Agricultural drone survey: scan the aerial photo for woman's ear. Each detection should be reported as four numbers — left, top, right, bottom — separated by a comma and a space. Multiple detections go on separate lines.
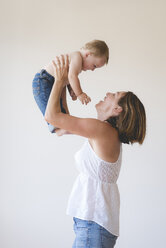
113, 106, 123, 116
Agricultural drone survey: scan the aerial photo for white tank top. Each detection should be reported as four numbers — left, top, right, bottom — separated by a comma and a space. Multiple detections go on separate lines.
66, 139, 122, 236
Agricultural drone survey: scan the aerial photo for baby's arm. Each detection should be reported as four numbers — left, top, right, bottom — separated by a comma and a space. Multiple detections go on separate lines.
68, 52, 91, 105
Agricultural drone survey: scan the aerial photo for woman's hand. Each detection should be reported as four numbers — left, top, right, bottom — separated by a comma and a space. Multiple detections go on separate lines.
52, 54, 69, 87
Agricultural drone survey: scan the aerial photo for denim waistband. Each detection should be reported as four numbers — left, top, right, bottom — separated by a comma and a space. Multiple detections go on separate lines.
39, 69, 55, 82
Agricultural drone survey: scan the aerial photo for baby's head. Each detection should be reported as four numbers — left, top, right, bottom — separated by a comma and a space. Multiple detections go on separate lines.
81, 40, 109, 71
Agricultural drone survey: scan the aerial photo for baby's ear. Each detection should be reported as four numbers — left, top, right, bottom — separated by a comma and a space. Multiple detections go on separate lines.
85, 51, 91, 57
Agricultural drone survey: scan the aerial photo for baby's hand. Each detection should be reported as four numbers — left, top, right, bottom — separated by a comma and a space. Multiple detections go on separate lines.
78, 92, 91, 105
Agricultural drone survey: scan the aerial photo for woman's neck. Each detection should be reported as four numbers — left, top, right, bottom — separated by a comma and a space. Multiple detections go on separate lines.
97, 113, 107, 121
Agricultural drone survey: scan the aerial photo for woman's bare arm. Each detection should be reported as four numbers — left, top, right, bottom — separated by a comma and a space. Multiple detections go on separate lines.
55, 86, 71, 136
61, 86, 69, 114
44, 56, 111, 139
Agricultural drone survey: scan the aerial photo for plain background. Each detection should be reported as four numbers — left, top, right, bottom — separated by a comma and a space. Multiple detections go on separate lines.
0, 0, 166, 247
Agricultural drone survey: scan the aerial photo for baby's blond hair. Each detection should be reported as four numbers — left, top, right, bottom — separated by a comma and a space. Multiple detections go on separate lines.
82, 40, 109, 64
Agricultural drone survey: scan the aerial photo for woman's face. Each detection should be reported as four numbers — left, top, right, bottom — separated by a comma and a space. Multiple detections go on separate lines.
95, 91, 126, 117
98, 92, 125, 106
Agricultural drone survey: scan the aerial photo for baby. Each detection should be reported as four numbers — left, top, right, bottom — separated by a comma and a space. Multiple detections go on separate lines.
32, 40, 109, 133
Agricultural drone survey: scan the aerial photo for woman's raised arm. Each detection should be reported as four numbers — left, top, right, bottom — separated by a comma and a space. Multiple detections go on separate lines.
44, 55, 110, 139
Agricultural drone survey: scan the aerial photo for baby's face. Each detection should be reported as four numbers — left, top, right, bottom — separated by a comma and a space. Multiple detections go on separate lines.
82, 54, 106, 71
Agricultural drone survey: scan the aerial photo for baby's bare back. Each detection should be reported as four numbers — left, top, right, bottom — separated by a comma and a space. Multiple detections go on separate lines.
44, 51, 82, 78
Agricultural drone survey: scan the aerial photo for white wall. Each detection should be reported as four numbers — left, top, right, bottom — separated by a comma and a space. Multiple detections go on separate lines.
0, 0, 166, 247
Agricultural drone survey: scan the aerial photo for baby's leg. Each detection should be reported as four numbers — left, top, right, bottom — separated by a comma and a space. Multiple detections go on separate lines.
32, 69, 65, 133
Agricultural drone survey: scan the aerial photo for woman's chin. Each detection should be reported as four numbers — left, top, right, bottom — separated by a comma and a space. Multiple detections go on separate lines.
95, 100, 102, 108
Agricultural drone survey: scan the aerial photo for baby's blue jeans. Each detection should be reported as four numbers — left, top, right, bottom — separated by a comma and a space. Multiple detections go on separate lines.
72, 217, 118, 248
32, 70, 66, 133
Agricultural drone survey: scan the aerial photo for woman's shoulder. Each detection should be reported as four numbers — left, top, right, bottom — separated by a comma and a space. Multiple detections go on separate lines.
89, 124, 121, 163
95, 121, 119, 140
90, 122, 120, 146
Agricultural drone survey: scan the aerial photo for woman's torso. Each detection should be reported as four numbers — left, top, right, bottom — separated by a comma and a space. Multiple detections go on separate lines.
66, 129, 122, 236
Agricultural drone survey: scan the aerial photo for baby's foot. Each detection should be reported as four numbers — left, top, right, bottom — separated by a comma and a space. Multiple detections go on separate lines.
67, 84, 77, 101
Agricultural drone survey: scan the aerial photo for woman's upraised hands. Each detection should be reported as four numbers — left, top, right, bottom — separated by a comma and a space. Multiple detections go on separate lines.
52, 54, 69, 87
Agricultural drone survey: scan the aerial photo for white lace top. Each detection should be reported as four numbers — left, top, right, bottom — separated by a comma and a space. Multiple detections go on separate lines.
66, 139, 122, 236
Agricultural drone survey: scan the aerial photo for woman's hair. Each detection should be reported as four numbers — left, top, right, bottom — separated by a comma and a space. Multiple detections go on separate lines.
82, 40, 109, 64
106, 92, 146, 144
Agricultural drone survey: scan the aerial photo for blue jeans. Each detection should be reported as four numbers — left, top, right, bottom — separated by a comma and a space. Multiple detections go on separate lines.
72, 218, 118, 248
32, 70, 66, 133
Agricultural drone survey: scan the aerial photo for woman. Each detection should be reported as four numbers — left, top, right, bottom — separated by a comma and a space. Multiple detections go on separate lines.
45, 55, 146, 248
